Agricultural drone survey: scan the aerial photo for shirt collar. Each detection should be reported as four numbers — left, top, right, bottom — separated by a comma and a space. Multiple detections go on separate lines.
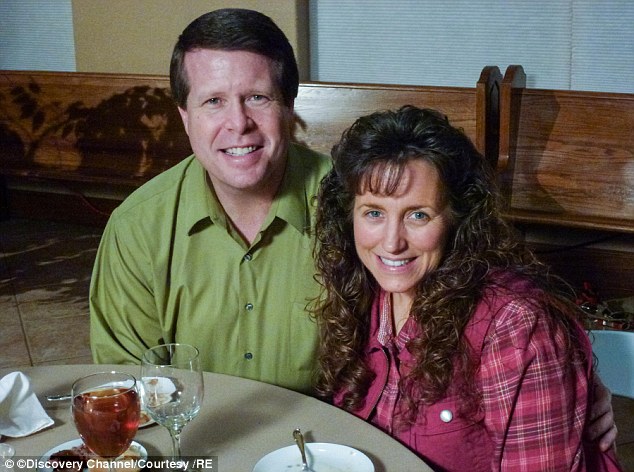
377, 290, 393, 346
184, 143, 312, 236
372, 288, 417, 351
273, 143, 313, 234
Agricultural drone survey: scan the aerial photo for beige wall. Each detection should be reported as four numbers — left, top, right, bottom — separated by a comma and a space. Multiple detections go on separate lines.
72, 0, 309, 79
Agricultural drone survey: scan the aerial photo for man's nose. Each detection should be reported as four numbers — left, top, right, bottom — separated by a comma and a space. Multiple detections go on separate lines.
224, 101, 252, 133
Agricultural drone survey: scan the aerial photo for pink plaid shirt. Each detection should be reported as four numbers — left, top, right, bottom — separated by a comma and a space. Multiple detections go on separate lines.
364, 280, 599, 471
371, 292, 416, 434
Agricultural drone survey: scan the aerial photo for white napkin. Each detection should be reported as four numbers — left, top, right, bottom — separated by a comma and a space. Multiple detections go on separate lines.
0, 372, 54, 437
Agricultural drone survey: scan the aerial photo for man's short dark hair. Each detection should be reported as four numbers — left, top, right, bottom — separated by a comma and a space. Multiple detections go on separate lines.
170, 8, 299, 109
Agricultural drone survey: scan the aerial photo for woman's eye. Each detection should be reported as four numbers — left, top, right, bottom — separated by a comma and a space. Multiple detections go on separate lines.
411, 211, 429, 221
367, 210, 382, 218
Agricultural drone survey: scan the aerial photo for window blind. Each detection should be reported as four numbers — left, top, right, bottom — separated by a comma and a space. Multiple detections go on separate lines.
0, 0, 76, 72
309, 0, 633, 93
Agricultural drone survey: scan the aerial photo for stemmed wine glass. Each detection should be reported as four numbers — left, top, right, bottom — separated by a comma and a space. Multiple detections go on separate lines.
71, 372, 141, 462
140, 343, 204, 460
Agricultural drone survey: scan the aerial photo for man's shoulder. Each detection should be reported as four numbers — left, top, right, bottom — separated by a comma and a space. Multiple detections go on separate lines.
288, 142, 331, 184
290, 141, 329, 160
112, 155, 198, 220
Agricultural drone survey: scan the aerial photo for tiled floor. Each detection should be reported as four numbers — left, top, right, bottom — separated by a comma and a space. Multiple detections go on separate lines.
0, 218, 101, 368
0, 217, 633, 469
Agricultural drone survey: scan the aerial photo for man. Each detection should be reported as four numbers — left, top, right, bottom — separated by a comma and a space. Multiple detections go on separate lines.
90, 8, 329, 393
90, 8, 617, 449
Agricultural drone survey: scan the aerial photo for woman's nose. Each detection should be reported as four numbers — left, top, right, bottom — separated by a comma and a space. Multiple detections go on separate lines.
382, 221, 407, 253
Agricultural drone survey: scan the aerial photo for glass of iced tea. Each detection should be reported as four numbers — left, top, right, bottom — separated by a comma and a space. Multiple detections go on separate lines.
71, 372, 141, 459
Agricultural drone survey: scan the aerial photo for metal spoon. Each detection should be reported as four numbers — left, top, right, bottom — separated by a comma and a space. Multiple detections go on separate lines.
45, 394, 72, 401
292, 428, 312, 471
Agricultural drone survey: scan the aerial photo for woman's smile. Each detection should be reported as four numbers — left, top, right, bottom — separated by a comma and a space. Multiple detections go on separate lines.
378, 256, 415, 268
353, 159, 451, 303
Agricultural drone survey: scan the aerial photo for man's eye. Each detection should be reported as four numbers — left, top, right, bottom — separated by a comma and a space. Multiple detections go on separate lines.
205, 97, 221, 106
248, 95, 270, 105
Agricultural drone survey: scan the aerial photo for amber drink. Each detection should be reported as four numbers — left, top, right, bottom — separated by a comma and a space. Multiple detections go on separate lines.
71, 373, 141, 458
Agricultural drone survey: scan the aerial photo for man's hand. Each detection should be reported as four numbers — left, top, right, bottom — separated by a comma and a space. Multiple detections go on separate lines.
586, 374, 618, 452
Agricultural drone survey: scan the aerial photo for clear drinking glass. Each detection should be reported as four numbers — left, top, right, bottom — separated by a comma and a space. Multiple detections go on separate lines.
71, 372, 141, 460
140, 343, 204, 460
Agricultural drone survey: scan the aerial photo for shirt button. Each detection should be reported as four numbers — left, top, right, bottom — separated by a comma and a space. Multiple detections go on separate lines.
244, 352, 253, 360
245, 303, 254, 311
440, 409, 453, 423
243, 253, 252, 262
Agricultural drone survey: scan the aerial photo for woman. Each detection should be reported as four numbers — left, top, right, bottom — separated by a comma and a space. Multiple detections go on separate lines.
312, 106, 621, 471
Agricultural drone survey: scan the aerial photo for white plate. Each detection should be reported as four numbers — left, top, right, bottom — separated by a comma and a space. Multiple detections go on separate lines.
138, 377, 176, 428
37, 439, 147, 472
253, 442, 374, 472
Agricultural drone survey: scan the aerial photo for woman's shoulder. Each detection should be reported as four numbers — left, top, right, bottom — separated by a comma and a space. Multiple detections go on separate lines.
469, 270, 552, 340
476, 269, 544, 315
475, 269, 577, 353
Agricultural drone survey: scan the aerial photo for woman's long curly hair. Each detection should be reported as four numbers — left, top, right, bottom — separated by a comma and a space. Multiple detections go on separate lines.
312, 106, 583, 420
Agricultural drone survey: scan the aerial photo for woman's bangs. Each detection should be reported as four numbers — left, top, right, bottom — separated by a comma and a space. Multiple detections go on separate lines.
355, 160, 405, 196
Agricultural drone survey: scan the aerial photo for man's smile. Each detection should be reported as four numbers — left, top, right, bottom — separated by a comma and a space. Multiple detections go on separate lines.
224, 145, 260, 156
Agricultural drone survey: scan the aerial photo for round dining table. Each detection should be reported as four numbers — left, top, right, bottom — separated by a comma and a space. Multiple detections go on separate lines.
1, 365, 433, 471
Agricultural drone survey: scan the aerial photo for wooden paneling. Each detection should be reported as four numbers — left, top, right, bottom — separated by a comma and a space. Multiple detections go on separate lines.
295, 84, 477, 155
0, 69, 499, 224
498, 65, 634, 233
295, 66, 501, 165
0, 71, 190, 186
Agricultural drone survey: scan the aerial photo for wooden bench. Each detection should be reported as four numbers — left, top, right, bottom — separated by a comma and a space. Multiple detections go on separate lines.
0, 68, 501, 226
498, 65, 634, 234
1, 67, 631, 300
0, 72, 188, 224
497, 65, 634, 298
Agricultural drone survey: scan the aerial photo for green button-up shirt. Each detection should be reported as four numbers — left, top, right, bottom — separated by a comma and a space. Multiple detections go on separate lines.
90, 143, 331, 393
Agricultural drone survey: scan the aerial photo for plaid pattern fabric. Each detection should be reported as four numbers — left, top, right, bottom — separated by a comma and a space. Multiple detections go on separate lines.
371, 293, 418, 435
367, 289, 590, 470
479, 298, 588, 470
